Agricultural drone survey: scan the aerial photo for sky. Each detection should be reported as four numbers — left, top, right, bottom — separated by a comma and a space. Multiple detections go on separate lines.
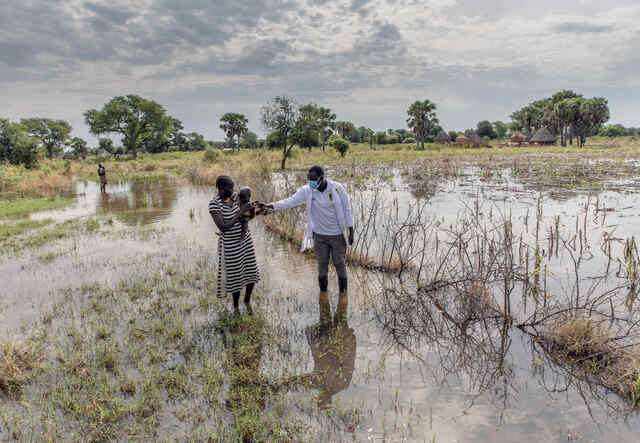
1, 0, 639, 143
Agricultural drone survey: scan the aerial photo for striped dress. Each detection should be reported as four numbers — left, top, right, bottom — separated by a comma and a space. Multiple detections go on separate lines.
209, 194, 260, 297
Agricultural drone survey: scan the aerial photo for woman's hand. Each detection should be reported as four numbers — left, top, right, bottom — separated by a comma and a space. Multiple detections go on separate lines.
239, 202, 254, 214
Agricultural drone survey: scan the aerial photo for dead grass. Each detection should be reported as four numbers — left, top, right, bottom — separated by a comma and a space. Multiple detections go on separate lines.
0, 341, 40, 397
543, 315, 640, 404
547, 316, 612, 358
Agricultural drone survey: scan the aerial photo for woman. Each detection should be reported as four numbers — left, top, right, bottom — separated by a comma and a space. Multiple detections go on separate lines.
209, 175, 260, 313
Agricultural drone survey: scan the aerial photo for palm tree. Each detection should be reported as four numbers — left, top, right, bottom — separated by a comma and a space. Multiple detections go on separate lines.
407, 100, 438, 150
220, 113, 249, 151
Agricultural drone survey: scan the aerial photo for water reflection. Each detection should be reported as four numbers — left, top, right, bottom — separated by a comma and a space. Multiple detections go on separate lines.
286, 292, 357, 409
97, 177, 178, 226
376, 280, 634, 422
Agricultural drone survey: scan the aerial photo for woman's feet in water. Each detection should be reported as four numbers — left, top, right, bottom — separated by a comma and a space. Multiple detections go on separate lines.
231, 291, 254, 315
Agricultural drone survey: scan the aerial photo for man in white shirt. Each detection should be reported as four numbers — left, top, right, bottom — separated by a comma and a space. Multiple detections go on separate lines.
263, 165, 354, 303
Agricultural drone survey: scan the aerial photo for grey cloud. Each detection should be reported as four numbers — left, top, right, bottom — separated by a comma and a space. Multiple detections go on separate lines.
551, 22, 616, 34
350, 0, 373, 17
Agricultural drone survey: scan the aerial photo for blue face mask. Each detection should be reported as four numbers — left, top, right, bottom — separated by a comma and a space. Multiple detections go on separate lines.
309, 180, 319, 190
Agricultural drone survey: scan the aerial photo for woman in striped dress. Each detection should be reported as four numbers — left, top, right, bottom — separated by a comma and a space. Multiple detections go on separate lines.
209, 175, 260, 313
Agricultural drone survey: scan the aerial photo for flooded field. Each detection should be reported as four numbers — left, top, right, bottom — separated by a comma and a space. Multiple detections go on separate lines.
3, 158, 640, 442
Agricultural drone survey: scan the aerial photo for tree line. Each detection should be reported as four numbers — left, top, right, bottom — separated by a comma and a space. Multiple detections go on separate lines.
0, 90, 628, 170
510, 90, 610, 147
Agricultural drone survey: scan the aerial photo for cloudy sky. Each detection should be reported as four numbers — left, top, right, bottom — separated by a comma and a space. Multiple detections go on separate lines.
1, 0, 639, 142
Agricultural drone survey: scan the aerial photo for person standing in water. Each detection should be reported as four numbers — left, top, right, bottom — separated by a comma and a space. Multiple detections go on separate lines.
209, 175, 260, 314
262, 165, 354, 300
98, 163, 107, 193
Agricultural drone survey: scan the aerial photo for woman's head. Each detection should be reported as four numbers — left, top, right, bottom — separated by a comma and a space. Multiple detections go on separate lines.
216, 175, 234, 199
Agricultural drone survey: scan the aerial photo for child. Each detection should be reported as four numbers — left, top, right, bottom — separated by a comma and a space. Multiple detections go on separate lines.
238, 187, 255, 239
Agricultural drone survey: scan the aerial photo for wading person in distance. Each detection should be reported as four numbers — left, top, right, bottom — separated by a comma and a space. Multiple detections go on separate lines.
261, 165, 354, 301
209, 175, 260, 314
98, 163, 107, 193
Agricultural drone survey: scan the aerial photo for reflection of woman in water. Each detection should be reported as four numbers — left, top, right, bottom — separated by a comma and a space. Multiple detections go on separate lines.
209, 175, 260, 313
288, 291, 357, 409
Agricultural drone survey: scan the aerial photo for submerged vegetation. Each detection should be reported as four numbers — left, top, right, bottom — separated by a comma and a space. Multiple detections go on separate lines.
4, 139, 640, 440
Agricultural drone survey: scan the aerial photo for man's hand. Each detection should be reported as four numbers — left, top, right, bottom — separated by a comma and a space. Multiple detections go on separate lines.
257, 202, 274, 213
348, 227, 354, 246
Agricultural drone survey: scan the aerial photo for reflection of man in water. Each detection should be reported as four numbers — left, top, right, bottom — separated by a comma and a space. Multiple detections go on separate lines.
289, 291, 357, 408
98, 163, 107, 192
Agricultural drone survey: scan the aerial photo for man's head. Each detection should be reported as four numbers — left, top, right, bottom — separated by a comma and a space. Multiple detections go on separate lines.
238, 187, 252, 204
307, 165, 325, 189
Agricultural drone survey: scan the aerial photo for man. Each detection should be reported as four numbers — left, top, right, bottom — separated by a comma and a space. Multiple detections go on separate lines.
262, 165, 354, 298
98, 163, 107, 193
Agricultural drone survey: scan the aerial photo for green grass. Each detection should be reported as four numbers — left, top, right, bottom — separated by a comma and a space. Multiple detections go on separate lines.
0, 197, 72, 217
0, 218, 53, 241
1, 217, 100, 252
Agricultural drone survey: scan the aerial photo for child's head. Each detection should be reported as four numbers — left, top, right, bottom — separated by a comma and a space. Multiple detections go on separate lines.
238, 187, 251, 204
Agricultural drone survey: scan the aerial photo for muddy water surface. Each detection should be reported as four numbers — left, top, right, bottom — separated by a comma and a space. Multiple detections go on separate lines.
3, 173, 640, 442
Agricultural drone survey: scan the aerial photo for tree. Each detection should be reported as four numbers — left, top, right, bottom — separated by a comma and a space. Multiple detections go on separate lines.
374, 131, 387, 144
266, 132, 284, 150
335, 121, 356, 139
492, 121, 508, 139
21, 118, 72, 159
315, 106, 336, 152
297, 104, 321, 152
69, 137, 88, 159
219, 113, 248, 151
329, 135, 350, 157
261, 96, 299, 170
84, 95, 171, 159
360, 127, 374, 148
0, 119, 39, 168
476, 121, 497, 139
448, 131, 459, 142
599, 124, 628, 137
98, 138, 114, 156
168, 118, 188, 151
185, 132, 208, 151
407, 100, 439, 150
240, 131, 259, 149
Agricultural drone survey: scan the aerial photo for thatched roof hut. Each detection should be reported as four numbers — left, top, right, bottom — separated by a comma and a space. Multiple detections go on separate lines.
435, 131, 451, 144
455, 134, 469, 145
510, 131, 525, 143
468, 131, 490, 148
530, 127, 556, 145
522, 129, 532, 141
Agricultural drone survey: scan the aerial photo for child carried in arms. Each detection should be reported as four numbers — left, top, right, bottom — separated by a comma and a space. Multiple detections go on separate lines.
238, 187, 264, 239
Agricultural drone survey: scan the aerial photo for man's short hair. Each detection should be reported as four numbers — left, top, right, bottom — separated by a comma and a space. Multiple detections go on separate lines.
308, 165, 324, 177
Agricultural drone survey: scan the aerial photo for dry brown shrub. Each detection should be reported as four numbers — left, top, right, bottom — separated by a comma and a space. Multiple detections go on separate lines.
0, 341, 40, 397
547, 316, 612, 358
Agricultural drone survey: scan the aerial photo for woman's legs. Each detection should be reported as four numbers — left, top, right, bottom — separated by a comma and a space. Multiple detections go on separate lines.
232, 291, 241, 311
231, 283, 255, 314
244, 283, 255, 315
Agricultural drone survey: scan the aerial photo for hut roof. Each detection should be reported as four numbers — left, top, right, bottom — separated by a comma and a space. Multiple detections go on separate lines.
455, 134, 468, 142
468, 131, 490, 147
530, 127, 556, 143
435, 131, 450, 143
510, 131, 525, 142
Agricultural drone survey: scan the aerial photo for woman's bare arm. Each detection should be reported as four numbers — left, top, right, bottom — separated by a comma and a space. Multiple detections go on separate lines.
210, 202, 251, 232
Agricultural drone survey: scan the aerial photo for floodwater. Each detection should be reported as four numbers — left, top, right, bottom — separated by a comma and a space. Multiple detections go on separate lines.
2, 171, 640, 442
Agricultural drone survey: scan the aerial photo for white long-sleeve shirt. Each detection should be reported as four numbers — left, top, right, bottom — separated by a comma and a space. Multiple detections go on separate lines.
272, 180, 354, 236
